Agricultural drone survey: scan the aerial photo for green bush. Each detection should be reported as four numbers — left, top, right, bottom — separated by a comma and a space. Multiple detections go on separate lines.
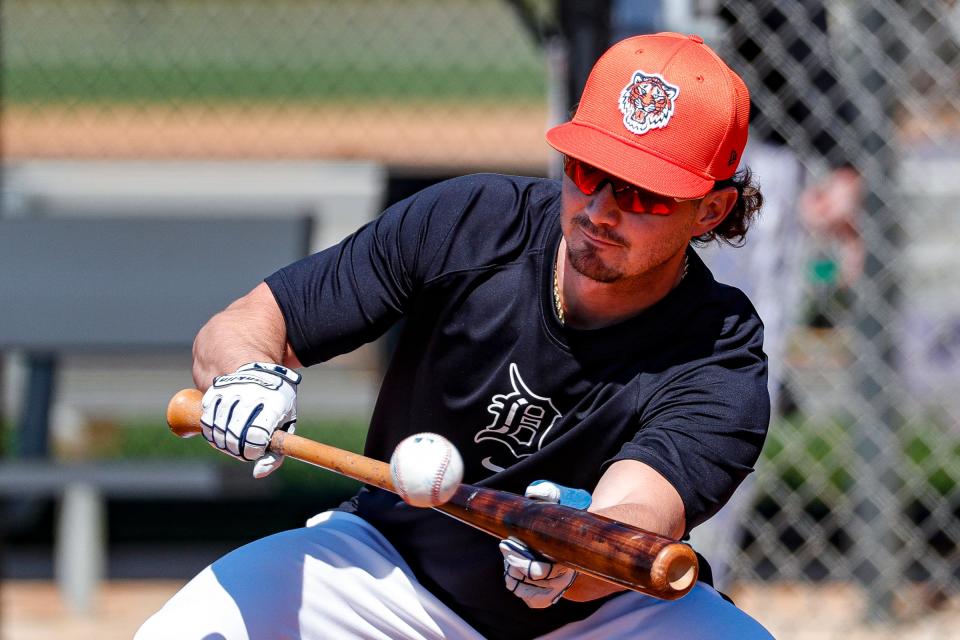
760, 414, 959, 499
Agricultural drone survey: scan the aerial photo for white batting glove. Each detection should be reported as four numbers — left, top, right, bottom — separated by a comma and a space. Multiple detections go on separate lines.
200, 362, 300, 478
499, 481, 591, 608
500, 537, 577, 608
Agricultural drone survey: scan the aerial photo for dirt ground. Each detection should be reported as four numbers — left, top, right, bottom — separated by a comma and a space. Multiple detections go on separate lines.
3, 580, 180, 640
729, 582, 960, 640
3, 104, 553, 172
4, 579, 959, 640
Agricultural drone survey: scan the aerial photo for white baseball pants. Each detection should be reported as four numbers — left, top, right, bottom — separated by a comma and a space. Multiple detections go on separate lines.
136, 511, 773, 639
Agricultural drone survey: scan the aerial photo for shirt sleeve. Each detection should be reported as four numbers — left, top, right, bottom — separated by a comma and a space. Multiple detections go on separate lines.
610, 325, 771, 534
265, 179, 464, 365
265, 174, 548, 366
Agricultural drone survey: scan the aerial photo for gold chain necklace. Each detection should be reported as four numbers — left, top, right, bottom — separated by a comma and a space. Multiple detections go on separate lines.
553, 258, 566, 325
553, 253, 689, 326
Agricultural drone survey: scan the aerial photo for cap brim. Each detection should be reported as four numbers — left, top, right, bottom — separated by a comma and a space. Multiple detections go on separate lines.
546, 122, 715, 199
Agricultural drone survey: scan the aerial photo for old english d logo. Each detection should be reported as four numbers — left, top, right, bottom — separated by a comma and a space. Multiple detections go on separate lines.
474, 363, 561, 471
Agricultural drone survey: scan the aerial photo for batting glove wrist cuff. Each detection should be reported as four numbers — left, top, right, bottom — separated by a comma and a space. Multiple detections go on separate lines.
214, 362, 301, 389
236, 362, 301, 385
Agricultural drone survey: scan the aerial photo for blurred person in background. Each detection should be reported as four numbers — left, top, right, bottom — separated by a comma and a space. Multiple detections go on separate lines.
137, 33, 774, 639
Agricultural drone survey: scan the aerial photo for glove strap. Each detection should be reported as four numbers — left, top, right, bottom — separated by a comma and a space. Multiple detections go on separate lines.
237, 362, 302, 385
214, 362, 301, 389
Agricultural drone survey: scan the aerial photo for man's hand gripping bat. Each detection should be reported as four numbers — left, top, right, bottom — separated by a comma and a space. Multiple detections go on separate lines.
167, 388, 698, 600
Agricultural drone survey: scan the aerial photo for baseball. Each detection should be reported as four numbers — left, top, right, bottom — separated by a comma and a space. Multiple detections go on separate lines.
389, 432, 464, 507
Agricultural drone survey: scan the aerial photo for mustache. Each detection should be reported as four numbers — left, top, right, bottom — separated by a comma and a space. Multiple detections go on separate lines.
572, 213, 629, 247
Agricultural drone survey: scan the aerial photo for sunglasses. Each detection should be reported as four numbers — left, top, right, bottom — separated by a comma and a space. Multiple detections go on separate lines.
563, 156, 695, 215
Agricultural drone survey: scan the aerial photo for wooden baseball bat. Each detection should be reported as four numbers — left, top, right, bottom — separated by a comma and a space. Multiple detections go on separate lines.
167, 388, 698, 600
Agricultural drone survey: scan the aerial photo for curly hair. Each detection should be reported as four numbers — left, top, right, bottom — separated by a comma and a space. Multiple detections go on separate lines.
690, 167, 763, 247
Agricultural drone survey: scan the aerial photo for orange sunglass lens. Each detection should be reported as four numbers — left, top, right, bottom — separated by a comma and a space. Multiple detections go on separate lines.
566, 159, 603, 193
565, 158, 674, 215
613, 190, 673, 215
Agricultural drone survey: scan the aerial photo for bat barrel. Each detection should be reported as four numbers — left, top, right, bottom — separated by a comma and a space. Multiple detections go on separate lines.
438, 485, 698, 599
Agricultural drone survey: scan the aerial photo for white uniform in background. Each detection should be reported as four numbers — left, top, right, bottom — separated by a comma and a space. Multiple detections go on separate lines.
691, 139, 807, 589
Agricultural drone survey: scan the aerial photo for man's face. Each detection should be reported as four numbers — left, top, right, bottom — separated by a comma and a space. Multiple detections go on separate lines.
559, 171, 701, 284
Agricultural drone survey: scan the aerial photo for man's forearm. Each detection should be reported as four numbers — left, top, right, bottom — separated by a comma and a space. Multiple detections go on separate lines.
563, 460, 687, 602
192, 282, 297, 390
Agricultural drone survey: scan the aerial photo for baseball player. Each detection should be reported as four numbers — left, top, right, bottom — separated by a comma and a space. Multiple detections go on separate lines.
138, 33, 773, 639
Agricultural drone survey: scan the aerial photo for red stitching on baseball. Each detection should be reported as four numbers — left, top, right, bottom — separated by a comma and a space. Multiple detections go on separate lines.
431, 436, 452, 503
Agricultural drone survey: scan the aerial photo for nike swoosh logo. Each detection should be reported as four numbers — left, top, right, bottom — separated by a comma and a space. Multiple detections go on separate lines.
481, 457, 505, 473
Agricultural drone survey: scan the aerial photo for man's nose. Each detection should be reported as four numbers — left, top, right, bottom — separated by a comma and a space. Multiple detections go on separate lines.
585, 182, 622, 225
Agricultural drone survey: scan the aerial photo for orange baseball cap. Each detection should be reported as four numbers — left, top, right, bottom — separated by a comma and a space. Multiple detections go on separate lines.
546, 32, 750, 199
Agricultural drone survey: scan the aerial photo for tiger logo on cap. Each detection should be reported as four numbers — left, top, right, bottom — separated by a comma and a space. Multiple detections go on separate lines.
619, 71, 679, 135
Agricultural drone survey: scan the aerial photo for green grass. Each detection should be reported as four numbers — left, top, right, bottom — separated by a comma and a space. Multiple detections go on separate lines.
114, 417, 368, 459
1, 416, 370, 498
3, 0, 549, 106
119, 417, 370, 495
3, 64, 546, 105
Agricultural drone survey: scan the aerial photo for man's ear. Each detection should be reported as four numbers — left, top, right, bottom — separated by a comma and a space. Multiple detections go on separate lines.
690, 187, 738, 238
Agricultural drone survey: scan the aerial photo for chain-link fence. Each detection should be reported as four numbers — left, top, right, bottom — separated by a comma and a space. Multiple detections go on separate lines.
4, 0, 960, 637
713, 0, 960, 631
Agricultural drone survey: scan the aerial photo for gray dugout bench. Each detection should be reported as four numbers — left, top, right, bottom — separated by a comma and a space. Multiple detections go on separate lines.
0, 215, 312, 611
